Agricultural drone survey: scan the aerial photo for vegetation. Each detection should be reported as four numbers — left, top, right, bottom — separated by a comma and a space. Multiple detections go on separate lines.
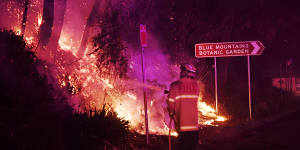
93, 5, 128, 78
0, 30, 71, 150
73, 106, 131, 150
0, 30, 131, 150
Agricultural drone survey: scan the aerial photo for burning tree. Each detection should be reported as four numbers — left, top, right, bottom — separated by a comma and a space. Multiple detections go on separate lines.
21, 0, 29, 36
93, 5, 128, 79
47, 0, 67, 53
38, 0, 54, 49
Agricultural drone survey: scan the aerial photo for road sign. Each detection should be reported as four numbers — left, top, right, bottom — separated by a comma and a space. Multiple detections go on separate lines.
195, 41, 265, 58
195, 41, 266, 120
139, 24, 149, 145
140, 24, 147, 47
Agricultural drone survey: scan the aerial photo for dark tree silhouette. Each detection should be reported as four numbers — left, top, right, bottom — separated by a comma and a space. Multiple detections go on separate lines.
21, 0, 29, 36
0, 30, 74, 150
38, 0, 54, 49
47, 0, 67, 52
93, 4, 128, 78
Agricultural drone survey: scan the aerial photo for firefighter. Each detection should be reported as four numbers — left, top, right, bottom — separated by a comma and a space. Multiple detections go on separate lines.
167, 63, 200, 150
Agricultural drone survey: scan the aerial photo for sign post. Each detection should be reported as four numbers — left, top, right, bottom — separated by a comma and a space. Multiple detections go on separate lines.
140, 24, 149, 145
195, 41, 265, 119
247, 56, 252, 120
214, 57, 218, 112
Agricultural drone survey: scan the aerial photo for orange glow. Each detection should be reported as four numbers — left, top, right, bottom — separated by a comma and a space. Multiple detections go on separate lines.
14, 27, 21, 35
58, 37, 72, 50
198, 95, 227, 125
58, 32, 80, 55
25, 37, 34, 45
38, 14, 42, 26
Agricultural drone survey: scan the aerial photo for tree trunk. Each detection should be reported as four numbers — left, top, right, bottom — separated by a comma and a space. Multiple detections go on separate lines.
38, 0, 54, 50
77, 0, 101, 57
21, 0, 29, 36
47, 0, 67, 52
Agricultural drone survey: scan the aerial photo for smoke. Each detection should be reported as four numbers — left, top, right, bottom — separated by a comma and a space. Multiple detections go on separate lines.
60, 0, 95, 46
125, 32, 181, 132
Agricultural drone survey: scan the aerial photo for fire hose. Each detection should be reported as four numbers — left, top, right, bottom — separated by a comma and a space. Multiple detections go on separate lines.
165, 90, 173, 150
168, 115, 174, 150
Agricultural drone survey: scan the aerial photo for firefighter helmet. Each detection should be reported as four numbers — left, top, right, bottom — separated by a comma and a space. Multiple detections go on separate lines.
180, 63, 196, 78
181, 63, 196, 73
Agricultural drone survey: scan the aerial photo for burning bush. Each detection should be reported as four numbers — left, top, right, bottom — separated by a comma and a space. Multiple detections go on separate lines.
93, 7, 128, 79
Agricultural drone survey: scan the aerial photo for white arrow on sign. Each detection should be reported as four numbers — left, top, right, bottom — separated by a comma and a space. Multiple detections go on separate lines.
250, 41, 264, 55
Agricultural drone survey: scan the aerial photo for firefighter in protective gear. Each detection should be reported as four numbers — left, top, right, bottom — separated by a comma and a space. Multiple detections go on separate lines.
167, 63, 200, 150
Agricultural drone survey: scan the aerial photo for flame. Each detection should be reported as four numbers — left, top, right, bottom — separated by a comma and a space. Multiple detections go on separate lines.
38, 14, 42, 26
58, 37, 72, 50
25, 37, 35, 45
58, 32, 80, 55
101, 78, 114, 89
7, 0, 42, 46
198, 96, 227, 125
14, 27, 21, 35
216, 116, 226, 121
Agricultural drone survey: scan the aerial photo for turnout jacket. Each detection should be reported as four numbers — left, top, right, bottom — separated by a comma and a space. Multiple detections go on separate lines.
167, 77, 200, 132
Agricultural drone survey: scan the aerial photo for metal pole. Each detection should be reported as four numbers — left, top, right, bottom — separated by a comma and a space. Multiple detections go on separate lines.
247, 56, 252, 120
280, 64, 283, 101
214, 57, 218, 113
168, 118, 172, 150
141, 47, 150, 145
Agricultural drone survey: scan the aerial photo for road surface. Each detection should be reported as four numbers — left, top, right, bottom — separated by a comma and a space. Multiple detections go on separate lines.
204, 111, 300, 150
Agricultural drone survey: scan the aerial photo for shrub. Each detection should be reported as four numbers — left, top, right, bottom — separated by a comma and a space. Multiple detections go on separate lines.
73, 106, 131, 150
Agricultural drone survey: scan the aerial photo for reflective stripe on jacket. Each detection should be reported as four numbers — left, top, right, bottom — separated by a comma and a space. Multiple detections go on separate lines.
167, 77, 200, 132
